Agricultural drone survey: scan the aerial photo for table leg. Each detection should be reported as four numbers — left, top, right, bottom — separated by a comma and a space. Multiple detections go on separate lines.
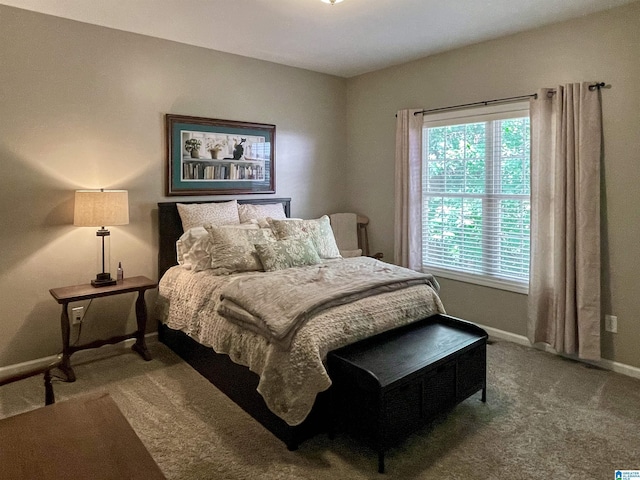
59, 303, 76, 382
131, 289, 152, 361
44, 370, 55, 405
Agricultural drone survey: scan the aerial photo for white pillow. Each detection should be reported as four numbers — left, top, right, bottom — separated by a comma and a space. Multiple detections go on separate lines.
268, 215, 342, 259
176, 226, 208, 266
238, 203, 287, 224
182, 235, 213, 271
177, 200, 240, 231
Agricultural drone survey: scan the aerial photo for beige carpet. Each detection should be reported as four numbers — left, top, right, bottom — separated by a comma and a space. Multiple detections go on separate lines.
1, 339, 639, 479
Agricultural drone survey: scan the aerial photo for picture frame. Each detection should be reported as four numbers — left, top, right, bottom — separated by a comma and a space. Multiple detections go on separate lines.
165, 114, 275, 196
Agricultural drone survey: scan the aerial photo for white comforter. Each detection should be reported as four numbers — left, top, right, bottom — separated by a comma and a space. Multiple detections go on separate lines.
157, 259, 445, 426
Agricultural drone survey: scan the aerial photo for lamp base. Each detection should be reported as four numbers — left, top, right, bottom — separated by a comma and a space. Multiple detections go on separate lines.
91, 273, 116, 288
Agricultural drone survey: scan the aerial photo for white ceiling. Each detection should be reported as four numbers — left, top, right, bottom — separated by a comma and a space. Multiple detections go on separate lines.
1, 0, 635, 77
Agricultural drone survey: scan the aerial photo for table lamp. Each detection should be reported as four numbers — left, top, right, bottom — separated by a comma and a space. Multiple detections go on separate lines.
74, 189, 129, 287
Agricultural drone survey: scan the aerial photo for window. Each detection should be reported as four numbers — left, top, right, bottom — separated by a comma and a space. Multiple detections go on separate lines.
422, 102, 530, 293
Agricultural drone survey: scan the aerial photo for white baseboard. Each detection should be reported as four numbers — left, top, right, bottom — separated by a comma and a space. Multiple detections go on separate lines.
478, 324, 531, 346
0, 332, 158, 379
477, 322, 640, 381
3, 328, 640, 382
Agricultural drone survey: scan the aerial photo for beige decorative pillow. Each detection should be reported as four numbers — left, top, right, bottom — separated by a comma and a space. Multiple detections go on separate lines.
249, 217, 303, 229
180, 224, 260, 270
255, 237, 322, 271
177, 200, 240, 231
198, 224, 277, 273
268, 215, 341, 259
238, 203, 287, 224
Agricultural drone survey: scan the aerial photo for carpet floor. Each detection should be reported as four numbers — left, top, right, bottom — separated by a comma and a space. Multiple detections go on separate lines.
1, 339, 639, 479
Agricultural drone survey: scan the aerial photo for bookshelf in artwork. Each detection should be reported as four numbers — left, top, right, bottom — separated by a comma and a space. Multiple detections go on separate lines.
182, 158, 266, 181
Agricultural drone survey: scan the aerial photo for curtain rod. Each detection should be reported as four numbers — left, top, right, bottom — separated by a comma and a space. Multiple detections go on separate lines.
412, 82, 607, 116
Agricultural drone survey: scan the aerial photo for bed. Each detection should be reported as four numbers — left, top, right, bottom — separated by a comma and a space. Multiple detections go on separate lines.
156, 198, 445, 449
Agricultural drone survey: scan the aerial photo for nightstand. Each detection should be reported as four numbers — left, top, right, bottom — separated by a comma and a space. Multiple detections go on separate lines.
49, 276, 158, 382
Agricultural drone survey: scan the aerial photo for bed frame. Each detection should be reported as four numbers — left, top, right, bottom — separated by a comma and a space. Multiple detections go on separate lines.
157, 198, 331, 450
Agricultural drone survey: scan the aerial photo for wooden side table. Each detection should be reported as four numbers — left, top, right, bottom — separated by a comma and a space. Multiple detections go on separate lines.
49, 276, 158, 382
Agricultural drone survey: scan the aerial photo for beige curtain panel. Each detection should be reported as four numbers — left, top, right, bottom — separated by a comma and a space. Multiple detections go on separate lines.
394, 109, 423, 270
528, 82, 603, 360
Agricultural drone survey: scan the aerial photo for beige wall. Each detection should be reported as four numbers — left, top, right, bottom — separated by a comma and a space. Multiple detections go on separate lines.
0, 6, 347, 365
345, 2, 640, 368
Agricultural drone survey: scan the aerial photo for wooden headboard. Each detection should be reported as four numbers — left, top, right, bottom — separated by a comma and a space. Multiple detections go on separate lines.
157, 198, 291, 280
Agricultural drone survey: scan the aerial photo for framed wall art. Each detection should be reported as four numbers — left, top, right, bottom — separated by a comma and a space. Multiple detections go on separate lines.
165, 114, 276, 196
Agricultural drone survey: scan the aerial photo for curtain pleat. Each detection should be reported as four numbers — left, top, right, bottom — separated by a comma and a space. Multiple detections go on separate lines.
528, 83, 602, 360
394, 109, 423, 270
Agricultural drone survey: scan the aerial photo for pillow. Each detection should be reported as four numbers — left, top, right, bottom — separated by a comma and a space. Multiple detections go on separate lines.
177, 224, 259, 269
268, 215, 341, 259
249, 217, 303, 229
238, 203, 287, 224
182, 235, 214, 271
176, 226, 208, 266
254, 237, 322, 271
197, 224, 277, 273
177, 200, 240, 231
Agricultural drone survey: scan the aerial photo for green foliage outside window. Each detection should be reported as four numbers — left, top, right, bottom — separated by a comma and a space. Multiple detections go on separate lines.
423, 116, 531, 284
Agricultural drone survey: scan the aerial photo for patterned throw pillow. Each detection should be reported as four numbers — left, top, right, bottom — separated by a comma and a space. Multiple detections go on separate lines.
180, 225, 258, 270
198, 224, 277, 273
177, 200, 240, 231
254, 237, 322, 271
238, 203, 287, 224
268, 215, 341, 259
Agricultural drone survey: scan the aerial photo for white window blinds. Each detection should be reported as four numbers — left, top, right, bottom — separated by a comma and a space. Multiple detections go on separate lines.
422, 102, 530, 293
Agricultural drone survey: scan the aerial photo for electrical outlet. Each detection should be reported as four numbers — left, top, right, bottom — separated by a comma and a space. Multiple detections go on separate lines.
605, 314, 617, 333
71, 306, 84, 325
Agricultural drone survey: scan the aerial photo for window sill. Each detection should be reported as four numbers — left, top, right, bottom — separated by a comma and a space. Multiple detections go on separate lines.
423, 266, 529, 295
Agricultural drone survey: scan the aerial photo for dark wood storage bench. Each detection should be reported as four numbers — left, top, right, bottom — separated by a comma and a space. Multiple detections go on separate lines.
327, 313, 488, 473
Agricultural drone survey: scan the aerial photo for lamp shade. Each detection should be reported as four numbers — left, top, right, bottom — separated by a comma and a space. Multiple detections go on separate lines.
74, 190, 129, 227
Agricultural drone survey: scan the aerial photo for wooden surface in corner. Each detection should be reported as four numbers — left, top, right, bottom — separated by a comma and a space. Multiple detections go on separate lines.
0, 392, 166, 479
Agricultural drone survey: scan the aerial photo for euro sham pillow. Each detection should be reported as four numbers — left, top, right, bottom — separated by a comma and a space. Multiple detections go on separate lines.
198, 224, 277, 274
177, 200, 240, 231
254, 237, 322, 271
268, 215, 341, 259
238, 202, 287, 224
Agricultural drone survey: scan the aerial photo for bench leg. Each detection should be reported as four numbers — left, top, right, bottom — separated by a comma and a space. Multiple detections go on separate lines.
481, 386, 487, 403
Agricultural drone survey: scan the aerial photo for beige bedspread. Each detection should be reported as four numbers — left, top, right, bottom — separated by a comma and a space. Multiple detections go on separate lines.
157, 260, 445, 426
